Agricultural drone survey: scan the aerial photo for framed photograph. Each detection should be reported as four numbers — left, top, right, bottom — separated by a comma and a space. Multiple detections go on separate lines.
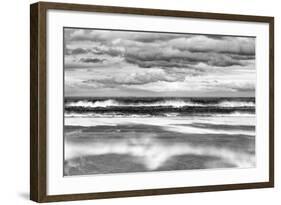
30, 1, 274, 202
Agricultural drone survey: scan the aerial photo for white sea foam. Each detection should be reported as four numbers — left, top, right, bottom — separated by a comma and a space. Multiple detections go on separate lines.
66, 99, 118, 108
66, 99, 202, 108
218, 101, 255, 107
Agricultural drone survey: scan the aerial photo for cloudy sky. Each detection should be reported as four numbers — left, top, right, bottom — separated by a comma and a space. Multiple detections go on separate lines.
64, 28, 255, 97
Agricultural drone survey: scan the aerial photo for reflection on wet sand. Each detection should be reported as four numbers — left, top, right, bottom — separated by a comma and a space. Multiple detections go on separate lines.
64, 117, 255, 176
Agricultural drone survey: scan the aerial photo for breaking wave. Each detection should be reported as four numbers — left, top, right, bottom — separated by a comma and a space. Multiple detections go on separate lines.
66, 99, 255, 109
218, 101, 255, 107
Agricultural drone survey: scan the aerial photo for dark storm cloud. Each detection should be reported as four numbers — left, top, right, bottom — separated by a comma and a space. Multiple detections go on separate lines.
71, 48, 89, 55
202, 35, 226, 40
124, 48, 245, 68
65, 46, 123, 57
65, 47, 91, 55
229, 54, 255, 60
125, 57, 198, 68
64, 64, 92, 69
79, 58, 106, 63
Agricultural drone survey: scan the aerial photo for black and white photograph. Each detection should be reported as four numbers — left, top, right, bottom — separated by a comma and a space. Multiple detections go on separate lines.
63, 28, 256, 176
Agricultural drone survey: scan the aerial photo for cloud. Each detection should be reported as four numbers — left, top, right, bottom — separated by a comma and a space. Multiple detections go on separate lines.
170, 36, 255, 55
132, 33, 187, 43
72, 48, 89, 55
90, 46, 125, 57
222, 82, 255, 92
64, 28, 256, 97
124, 46, 245, 68
79, 58, 106, 63
65, 29, 255, 69
229, 54, 255, 60
65, 28, 185, 43
201, 35, 226, 40
82, 69, 184, 86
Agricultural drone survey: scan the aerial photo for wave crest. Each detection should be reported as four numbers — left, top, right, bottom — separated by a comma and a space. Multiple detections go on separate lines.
218, 101, 255, 107
66, 99, 255, 108
66, 99, 119, 108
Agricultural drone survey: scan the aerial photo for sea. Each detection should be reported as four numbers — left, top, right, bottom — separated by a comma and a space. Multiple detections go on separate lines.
64, 97, 256, 176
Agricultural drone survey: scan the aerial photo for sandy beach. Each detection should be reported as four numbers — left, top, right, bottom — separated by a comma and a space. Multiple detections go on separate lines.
64, 116, 255, 176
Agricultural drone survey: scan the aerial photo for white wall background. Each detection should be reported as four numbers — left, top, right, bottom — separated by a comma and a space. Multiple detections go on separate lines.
0, 0, 279, 204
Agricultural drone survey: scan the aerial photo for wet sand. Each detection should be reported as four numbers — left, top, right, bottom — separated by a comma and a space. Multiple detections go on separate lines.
64, 119, 255, 176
